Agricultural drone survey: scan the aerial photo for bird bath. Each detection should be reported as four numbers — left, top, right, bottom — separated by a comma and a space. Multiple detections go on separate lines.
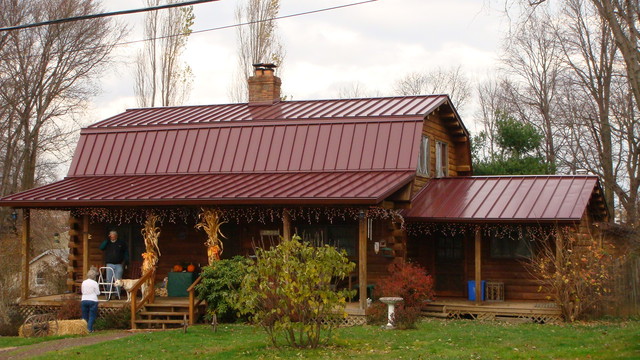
379, 297, 403, 329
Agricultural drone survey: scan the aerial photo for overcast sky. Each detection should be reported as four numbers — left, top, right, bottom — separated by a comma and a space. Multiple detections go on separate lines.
90, 0, 510, 130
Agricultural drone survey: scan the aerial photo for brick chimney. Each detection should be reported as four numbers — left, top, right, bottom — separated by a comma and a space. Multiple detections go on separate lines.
248, 63, 281, 105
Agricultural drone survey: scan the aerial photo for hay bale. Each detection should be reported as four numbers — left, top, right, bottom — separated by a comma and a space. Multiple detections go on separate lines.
57, 320, 89, 336
19, 320, 89, 337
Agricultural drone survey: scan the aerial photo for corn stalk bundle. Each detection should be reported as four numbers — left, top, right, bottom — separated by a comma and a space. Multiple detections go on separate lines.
195, 207, 227, 265
141, 214, 161, 277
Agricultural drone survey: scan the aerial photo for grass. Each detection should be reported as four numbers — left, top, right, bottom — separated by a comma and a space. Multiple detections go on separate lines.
0, 334, 79, 348
7, 319, 640, 360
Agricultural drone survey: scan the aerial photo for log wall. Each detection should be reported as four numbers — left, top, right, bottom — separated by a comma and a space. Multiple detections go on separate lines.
412, 111, 472, 197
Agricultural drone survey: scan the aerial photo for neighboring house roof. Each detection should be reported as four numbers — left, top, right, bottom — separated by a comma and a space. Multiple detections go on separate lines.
403, 175, 608, 223
1, 95, 466, 207
29, 249, 68, 265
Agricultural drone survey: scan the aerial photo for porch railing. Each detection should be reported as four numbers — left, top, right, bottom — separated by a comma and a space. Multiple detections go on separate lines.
130, 267, 156, 329
187, 275, 203, 325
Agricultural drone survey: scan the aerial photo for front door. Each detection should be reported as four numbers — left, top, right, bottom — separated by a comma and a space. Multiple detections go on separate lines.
434, 232, 465, 297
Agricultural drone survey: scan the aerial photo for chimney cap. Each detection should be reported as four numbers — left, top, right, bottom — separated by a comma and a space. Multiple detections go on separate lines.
253, 63, 277, 70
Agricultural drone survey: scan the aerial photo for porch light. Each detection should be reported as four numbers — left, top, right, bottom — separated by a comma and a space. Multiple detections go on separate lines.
358, 209, 365, 219
53, 233, 60, 244
10, 210, 17, 221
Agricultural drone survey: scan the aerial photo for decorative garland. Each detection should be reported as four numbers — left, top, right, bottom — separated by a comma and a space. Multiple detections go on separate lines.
405, 222, 567, 240
69, 206, 404, 227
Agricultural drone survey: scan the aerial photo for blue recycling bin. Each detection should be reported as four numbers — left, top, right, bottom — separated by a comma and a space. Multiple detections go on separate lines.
468, 280, 485, 301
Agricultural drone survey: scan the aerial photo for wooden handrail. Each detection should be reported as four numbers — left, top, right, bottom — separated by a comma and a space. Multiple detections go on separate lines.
187, 275, 203, 325
130, 267, 156, 330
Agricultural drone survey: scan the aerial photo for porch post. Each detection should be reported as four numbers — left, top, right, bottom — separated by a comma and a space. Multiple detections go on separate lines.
358, 217, 367, 310
282, 210, 291, 241
474, 227, 482, 304
82, 215, 89, 276
21, 209, 30, 301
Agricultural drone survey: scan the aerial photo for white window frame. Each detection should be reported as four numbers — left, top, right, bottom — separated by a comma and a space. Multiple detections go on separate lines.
35, 271, 45, 286
435, 141, 448, 178
417, 135, 430, 176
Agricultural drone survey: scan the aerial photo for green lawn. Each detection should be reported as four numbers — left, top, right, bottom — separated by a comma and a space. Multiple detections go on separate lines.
6, 319, 639, 359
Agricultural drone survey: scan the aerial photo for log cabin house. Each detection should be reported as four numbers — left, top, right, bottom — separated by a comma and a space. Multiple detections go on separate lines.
0, 64, 608, 326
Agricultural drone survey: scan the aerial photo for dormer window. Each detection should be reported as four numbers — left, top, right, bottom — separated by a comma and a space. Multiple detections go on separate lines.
417, 135, 430, 176
435, 141, 448, 177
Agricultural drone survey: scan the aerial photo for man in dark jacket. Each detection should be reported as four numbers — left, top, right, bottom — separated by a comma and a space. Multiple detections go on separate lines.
99, 230, 128, 293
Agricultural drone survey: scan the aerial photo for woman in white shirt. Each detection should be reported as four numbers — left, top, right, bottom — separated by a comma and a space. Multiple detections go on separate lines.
81, 269, 100, 332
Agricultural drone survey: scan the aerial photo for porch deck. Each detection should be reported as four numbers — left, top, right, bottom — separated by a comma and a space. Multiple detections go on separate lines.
423, 298, 562, 323
19, 294, 368, 319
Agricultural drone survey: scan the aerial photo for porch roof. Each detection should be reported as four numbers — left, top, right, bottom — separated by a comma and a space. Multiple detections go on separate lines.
403, 175, 608, 223
0, 171, 414, 207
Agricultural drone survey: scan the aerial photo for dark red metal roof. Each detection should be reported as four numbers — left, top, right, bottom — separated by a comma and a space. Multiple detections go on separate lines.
0, 171, 414, 207
69, 119, 423, 176
403, 176, 607, 223
90, 95, 449, 128
0, 95, 466, 208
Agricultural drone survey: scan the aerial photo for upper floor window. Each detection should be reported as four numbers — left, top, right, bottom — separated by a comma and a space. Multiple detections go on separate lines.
435, 141, 448, 177
417, 135, 430, 176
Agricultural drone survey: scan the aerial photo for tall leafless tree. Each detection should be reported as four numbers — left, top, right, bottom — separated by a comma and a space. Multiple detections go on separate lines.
553, 0, 618, 216
500, 10, 564, 170
393, 66, 472, 111
519, 0, 640, 224
134, 0, 194, 107
230, 0, 284, 103
0, 0, 125, 195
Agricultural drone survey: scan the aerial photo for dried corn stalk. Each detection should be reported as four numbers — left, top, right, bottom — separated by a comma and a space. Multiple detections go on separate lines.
141, 214, 161, 277
195, 208, 226, 265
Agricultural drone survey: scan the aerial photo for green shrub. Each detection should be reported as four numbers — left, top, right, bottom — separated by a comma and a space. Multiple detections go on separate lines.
0, 305, 24, 336
195, 256, 250, 322
365, 302, 388, 326
94, 304, 131, 330
57, 298, 82, 320
236, 234, 355, 348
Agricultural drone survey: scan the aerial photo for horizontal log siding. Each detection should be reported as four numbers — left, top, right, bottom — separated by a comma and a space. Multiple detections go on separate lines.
412, 113, 471, 196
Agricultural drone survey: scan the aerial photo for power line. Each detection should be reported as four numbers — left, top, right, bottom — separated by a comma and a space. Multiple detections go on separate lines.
0, 0, 379, 60
0, 0, 221, 32
120, 0, 379, 46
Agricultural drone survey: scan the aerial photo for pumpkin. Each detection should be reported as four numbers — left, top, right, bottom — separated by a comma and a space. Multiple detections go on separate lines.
173, 264, 183, 272
187, 264, 196, 272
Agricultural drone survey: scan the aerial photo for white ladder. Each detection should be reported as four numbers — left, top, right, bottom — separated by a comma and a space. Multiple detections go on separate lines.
98, 267, 120, 301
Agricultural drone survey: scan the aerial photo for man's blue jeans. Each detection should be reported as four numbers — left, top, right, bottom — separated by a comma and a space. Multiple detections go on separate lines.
81, 300, 98, 332
106, 263, 123, 292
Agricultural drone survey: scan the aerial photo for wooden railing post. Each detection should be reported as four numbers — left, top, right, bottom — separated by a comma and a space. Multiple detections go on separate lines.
187, 275, 203, 325
129, 267, 156, 329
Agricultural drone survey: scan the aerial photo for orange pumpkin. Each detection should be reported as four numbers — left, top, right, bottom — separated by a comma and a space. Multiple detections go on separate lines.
173, 264, 183, 272
187, 264, 196, 272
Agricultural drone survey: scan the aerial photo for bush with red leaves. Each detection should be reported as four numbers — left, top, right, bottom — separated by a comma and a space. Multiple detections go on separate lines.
370, 261, 434, 329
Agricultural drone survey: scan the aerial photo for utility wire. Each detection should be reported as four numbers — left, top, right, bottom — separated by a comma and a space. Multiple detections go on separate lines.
1, 0, 378, 60
123, 0, 379, 46
0, 0, 221, 32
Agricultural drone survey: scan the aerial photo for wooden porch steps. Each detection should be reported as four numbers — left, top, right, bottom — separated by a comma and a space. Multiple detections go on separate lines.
134, 302, 204, 329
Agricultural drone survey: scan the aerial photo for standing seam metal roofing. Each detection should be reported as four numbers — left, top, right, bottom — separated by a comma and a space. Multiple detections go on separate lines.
88, 96, 449, 128
403, 176, 606, 222
69, 119, 424, 176
0, 95, 464, 207
0, 171, 415, 207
